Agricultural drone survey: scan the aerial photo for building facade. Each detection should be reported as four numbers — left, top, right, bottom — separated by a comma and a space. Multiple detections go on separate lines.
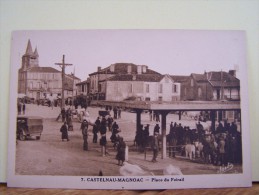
105, 74, 181, 102
88, 63, 163, 100
18, 40, 80, 100
76, 78, 90, 96
180, 70, 240, 122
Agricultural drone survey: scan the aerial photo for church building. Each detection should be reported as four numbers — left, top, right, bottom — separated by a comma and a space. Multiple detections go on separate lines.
18, 40, 80, 101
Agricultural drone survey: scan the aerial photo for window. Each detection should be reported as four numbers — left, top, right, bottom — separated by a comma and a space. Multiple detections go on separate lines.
159, 84, 163, 93
146, 84, 149, 93
145, 97, 150, 101
191, 79, 194, 87
173, 84, 177, 93
227, 111, 234, 119
222, 111, 226, 119
129, 83, 133, 93
198, 87, 202, 97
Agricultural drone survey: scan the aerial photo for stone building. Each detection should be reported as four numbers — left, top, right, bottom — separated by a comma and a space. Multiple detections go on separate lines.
105, 74, 181, 102
180, 70, 240, 122
180, 70, 240, 101
18, 40, 80, 101
76, 78, 90, 96
88, 63, 163, 100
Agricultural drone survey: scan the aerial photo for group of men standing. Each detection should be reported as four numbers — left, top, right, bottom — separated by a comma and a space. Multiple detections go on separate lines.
79, 114, 126, 166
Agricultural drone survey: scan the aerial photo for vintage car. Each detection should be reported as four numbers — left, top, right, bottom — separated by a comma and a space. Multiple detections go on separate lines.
16, 116, 43, 140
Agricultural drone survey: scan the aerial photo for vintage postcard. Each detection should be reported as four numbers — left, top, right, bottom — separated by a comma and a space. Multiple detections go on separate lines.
7, 30, 251, 189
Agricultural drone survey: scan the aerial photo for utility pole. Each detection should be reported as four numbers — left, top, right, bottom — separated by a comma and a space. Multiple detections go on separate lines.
55, 55, 72, 109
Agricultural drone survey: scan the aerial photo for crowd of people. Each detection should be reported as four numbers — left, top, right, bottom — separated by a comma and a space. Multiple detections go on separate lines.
167, 120, 242, 166
134, 124, 151, 151
71, 112, 127, 166
57, 104, 242, 167
133, 118, 242, 166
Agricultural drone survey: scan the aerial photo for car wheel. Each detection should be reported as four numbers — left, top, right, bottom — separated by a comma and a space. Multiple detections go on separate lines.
19, 130, 26, 141
36, 136, 41, 140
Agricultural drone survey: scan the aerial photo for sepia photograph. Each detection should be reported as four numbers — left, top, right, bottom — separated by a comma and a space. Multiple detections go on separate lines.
7, 30, 251, 189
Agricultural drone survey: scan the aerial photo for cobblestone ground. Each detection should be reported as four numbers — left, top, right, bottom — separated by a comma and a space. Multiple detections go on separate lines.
15, 104, 242, 176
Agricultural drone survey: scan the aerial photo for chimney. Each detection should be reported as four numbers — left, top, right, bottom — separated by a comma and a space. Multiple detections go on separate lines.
137, 65, 142, 74
127, 65, 132, 74
142, 65, 147, 73
97, 66, 101, 72
204, 71, 208, 80
110, 64, 115, 72
228, 70, 236, 77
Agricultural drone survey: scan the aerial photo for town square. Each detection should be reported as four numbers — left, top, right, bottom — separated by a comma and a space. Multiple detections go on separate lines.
8, 30, 249, 190
14, 35, 244, 177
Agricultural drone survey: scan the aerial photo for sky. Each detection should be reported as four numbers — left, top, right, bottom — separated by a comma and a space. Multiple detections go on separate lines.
11, 30, 246, 80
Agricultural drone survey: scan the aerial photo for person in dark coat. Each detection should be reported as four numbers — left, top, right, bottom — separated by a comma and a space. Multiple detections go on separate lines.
60, 121, 69, 141
143, 124, 150, 148
118, 107, 122, 119
99, 117, 107, 156
81, 120, 88, 150
151, 132, 159, 162
22, 103, 26, 115
168, 123, 177, 158
110, 121, 120, 146
116, 137, 126, 166
107, 116, 113, 131
113, 107, 118, 119
61, 108, 66, 122
93, 117, 100, 143
134, 124, 144, 151
17, 101, 22, 115
153, 124, 160, 135
66, 108, 73, 131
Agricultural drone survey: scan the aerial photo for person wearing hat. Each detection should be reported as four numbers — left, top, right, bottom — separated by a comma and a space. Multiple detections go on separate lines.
93, 117, 100, 143
143, 124, 150, 148
153, 124, 160, 135
218, 135, 226, 166
116, 136, 126, 166
60, 121, 69, 141
81, 120, 89, 150
151, 132, 159, 162
99, 117, 107, 156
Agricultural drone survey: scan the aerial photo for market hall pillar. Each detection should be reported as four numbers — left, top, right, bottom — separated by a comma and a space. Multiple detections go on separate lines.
135, 109, 142, 133
160, 110, 170, 159
210, 110, 216, 132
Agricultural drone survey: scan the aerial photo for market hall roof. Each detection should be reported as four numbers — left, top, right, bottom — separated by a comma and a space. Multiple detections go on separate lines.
91, 100, 241, 111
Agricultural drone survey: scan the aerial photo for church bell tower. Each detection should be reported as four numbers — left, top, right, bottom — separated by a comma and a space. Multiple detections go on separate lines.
21, 39, 39, 70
